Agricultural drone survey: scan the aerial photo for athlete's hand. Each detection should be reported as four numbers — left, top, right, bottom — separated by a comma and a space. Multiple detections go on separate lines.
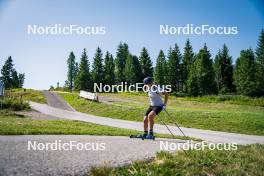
162, 104, 166, 111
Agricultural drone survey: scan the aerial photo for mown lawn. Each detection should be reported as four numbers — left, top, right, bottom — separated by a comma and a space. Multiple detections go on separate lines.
90, 144, 264, 176
59, 92, 264, 135
0, 111, 193, 140
0, 111, 142, 135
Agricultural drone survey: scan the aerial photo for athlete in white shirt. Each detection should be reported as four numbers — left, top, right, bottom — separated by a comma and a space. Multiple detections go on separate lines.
143, 77, 168, 137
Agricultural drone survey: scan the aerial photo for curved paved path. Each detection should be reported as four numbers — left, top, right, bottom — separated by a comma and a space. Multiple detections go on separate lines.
30, 101, 264, 145
43, 91, 75, 111
0, 135, 185, 176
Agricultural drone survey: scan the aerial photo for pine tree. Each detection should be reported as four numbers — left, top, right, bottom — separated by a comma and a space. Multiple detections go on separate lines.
214, 44, 235, 94
18, 73, 25, 88
182, 39, 194, 92
75, 48, 92, 91
0, 56, 14, 89
234, 48, 257, 96
0, 56, 25, 89
124, 54, 142, 84
92, 47, 104, 84
74, 62, 79, 79
132, 55, 143, 83
167, 44, 181, 92
11, 70, 19, 88
115, 43, 129, 83
187, 44, 216, 95
187, 62, 199, 96
66, 52, 77, 90
255, 29, 264, 95
104, 51, 115, 85
154, 50, 167, 85
124, 54, 138, 84
139, 47, 153, 79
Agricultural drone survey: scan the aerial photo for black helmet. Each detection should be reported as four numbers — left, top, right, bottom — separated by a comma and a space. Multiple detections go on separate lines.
143, 77, 153, 84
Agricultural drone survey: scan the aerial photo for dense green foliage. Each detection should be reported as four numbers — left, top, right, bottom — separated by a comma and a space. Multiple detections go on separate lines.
0, 56, 25, 89
139, 47, 153, 79
92, 47, 104, 85
65, 52, 78, 90
124, 54, 141, 84
104, 52, 115, 85
182, 39, 195, 92
0, 97, 29, 111
167, 44, 182, 92
234, 49, 257, 96
214, 44, 235, 93
154, 50, 167, 85
187, 44, 217, 96
255, 29, 264, 96
115, 43, 129, 83
75, 49, 92, 91
62, 29, 264, 96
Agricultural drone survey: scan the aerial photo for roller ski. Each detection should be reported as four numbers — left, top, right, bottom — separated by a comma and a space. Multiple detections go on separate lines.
143, 134, 155, 140
130, 134, 155, 140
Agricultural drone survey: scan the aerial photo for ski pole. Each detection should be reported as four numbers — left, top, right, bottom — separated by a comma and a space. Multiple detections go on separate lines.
164, 109, 188, 140
159, 118, 176, 139
159, 115, 189, 156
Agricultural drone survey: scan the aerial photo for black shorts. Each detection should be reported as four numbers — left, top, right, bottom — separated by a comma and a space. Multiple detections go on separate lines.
145, 106, 162, 116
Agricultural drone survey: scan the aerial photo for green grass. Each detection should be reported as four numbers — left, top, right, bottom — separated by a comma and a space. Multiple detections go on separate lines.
90, 144, 264, 176
0, 111, 194, 140
182, 95, 264, 107
5, 88, 46, 103
101, 92, 264, 107
59, 92, 264, 135
0, 97, 30, 111
0, 111, 140, 135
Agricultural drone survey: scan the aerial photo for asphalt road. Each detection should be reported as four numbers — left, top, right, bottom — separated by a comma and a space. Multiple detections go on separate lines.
2, 93, 263, 176
0, 135, 185, 176
43, 91, 75, 111
30, 101, 264, 145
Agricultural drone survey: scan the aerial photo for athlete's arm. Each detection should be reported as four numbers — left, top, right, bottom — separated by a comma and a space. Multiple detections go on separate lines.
161, 91, 169, 105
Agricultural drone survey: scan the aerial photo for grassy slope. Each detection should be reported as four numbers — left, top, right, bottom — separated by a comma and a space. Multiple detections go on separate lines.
59, 92, 264, 135
90, 144, 264, 176
0, 111, 192, 139
6, 88, 46, 103
0, 89, 195, 139
0, 111, 143, 135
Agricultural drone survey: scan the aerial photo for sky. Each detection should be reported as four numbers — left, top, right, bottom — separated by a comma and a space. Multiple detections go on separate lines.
0, 0, 263, 90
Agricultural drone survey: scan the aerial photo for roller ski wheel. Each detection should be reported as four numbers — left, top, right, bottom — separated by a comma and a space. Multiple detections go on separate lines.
143, 134, 155, 140
130, 134, 144, 140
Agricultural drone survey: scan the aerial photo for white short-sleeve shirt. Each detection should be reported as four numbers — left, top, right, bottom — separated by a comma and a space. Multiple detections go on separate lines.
148, 89, 163, 107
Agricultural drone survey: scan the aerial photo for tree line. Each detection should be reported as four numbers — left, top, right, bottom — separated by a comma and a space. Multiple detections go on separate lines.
65, 29, 264, 96
0, 56, 25, 89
